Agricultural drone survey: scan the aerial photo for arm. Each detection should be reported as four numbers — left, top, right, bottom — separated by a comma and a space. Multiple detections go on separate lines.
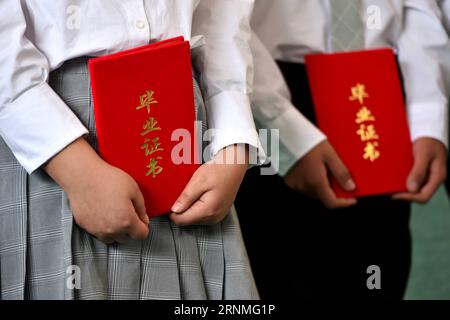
0, 1, 88, 173
393, 0, 449, 203
398, 0, 449, 147
190, 0, 263, 161
171, 0, 264, 225
250, 32, 326, 176
0, 2, 148, 242
250, 32, 356, 209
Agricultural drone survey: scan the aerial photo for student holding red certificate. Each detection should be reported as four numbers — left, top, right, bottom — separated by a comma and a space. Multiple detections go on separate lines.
0, 1, 263, 300
236, 0, 449, 299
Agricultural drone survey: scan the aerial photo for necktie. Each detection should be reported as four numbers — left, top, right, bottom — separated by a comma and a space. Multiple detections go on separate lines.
330, 0, 365, 51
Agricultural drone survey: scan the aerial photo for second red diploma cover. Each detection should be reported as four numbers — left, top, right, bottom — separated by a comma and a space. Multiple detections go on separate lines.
89, 37, 200, 217
305, 48, 413, 198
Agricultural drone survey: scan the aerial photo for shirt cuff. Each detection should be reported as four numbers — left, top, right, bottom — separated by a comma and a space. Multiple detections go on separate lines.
205, 90, 266, 165
408, 101, 449, 149
0, 83, 89, 173
264, 107, 327, 176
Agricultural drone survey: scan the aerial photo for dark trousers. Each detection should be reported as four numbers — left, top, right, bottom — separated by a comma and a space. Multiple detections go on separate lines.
235, 61, 412, 299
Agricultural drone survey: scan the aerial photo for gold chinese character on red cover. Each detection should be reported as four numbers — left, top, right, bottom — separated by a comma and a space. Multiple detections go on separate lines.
146, 156, 163, 178
141, 116, 162, 136
363, 142, 381, 162
136, 90, 158, 114
349, 83, 369, 104
357, 124, 379, 142
355, 106, 376, 124
141, 137, 164, 156
141, 117, 161, 136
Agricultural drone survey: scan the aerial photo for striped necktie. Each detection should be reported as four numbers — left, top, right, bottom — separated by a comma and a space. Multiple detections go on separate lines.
330, 0, 365, 51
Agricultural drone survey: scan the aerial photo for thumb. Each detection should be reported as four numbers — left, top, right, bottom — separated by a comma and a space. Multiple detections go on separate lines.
131, 186, 150, 224
171, 171, 208, 213
406, 154, 430, 193
325, 150, 355, 192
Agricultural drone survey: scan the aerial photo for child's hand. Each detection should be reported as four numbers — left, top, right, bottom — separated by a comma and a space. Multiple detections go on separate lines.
393, 137, 447, 204
284, 140, 357, 209
170, 144, 248, 226
44, 138, 150, 244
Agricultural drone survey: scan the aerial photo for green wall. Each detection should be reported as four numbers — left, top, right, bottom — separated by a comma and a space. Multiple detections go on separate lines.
405, 187, 450, 299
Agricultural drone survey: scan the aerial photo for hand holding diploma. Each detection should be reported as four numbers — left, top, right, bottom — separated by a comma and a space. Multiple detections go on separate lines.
170, 144, 248, 226
393, 138, 447, 204
284, 140, 357, 209
44, 138, 150, 244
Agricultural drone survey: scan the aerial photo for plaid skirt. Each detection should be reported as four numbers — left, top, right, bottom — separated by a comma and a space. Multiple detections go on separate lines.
0, 57, 258, 300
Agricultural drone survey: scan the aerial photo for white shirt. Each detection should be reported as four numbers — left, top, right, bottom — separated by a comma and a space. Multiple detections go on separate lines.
439, 0, 450, 31
250, 33, 326, 175
251, 0, 450, 176
0, 0, 261, 173
437, 0, 450, 90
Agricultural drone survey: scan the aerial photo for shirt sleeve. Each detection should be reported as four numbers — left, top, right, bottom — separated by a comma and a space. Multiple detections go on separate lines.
398, 0, 450, 149
192, 0, 265, 163
0, 2, 88, 174
439, 0, 450, 31
250, 32, 326, 176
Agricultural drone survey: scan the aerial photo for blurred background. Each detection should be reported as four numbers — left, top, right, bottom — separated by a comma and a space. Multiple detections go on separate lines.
406, 187, 450, 299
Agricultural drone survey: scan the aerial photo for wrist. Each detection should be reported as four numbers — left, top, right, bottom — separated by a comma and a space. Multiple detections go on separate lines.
213, 144, 249, 166
43, 137, 104, 193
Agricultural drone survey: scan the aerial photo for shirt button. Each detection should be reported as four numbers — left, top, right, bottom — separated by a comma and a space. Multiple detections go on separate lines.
136, 20, 146, 30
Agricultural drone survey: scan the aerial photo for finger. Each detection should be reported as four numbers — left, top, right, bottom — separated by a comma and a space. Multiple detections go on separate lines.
325, 151, 356, 192
315, 179, 357, 209
406, 153, 431, 193
170, 192, 221, 226
392, 191, 434, 204
417, 158, 446, 200
170, 203, 208, 226
392, 179, 441, 203
392, 192, 425, 202
394, 158, 446, 204
126, 215, 150, 241
130, 186, 150, 224
171, 171, 209, 213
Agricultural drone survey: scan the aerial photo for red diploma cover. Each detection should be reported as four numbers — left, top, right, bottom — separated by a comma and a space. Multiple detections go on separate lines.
89, 37, 200, 217
305, 48, 413, 197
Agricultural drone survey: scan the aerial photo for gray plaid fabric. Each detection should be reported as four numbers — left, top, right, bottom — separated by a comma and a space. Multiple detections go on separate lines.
0, 57, 259, 300
330, 0, 365, 51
